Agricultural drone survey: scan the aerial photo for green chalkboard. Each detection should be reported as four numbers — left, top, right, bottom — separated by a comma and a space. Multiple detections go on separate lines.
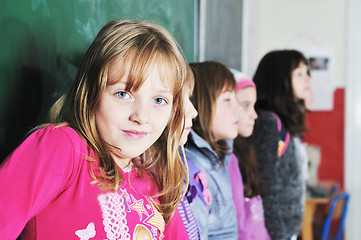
0, 0, 195, 160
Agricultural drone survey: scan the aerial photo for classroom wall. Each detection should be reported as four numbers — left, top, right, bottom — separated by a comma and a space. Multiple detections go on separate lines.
246, 1, 359, 239
0, 0, 195, 161
345, 1, 361, 239
251, 0, 346, 88
304, 88, 345, 187
244, 0, 347, 87
246, 0, 347, 185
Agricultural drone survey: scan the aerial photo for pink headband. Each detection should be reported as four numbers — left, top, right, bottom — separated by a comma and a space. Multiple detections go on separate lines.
237, 79, 256, 92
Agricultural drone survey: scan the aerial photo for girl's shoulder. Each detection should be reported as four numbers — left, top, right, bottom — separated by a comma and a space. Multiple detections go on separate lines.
254, 111, 280, 137
11, 124, 90, 167
184, 130, 217, 164
256, 111, 281, 127
254, 112, 290, 157
34, 124, 80, 138
31, 124, 86, 149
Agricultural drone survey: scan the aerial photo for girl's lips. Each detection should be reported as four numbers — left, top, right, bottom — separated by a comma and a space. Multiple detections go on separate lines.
123, 130, 148, 139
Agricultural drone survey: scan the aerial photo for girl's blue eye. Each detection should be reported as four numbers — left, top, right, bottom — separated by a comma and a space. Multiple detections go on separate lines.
242, 104, 249, 110
154, 97, 167, 105
116, 91, 130, 99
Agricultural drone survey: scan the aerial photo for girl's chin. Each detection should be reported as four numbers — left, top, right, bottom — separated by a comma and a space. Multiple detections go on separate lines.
238, 131, 252, 138
180, 136, 189, 145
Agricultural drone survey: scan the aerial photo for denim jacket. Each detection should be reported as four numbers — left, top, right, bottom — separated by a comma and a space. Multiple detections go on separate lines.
184, 130, 238, 240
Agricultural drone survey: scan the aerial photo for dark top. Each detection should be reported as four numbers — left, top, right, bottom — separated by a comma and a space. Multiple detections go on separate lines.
252, 112, 305, 239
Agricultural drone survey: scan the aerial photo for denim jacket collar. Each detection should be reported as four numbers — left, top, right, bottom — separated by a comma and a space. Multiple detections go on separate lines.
188, 129, 233, 168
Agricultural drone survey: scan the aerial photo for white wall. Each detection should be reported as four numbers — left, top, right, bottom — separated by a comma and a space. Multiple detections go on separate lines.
243, 0, 361, 239
245, 0, 346, 88
345, 0, 361, 239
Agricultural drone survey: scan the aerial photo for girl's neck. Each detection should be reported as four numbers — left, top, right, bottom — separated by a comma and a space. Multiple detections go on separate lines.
114, 157, 132, 169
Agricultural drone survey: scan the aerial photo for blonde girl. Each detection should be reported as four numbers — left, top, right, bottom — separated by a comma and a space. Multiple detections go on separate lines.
0, 20, 190, 240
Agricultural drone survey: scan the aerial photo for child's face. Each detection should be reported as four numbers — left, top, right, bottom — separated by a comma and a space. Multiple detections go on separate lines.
236, 87, 258, 138
292, 62, 311, 101
180, 86, 197, 145
211, 89, 240, 141
304, 87, 314, 110
95, 60, 173, 167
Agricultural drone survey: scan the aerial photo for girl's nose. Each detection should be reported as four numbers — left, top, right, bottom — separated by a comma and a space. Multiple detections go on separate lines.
129, 101, 150, 124
187, 102, 198, 119
252, 108, 258, 120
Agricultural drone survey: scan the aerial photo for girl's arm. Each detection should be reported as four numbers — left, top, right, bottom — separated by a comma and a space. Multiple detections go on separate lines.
184, 147, 211, 240
252, 113, 288, 239
227, 154, 250, 239
0, 125, 82, 239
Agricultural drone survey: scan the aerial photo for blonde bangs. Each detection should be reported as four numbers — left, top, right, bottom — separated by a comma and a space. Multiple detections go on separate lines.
128, 50, 183, 99
106, 49, 182, 103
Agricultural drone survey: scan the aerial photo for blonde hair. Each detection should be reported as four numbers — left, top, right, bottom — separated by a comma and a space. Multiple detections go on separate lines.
184, 65, 195, 93
49, 20, 188, 223
189, 61, 237, 164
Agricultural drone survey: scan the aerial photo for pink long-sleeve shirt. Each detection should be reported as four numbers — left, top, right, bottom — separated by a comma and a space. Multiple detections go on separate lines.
228, 154, 271, 240
0, 125, 188, 240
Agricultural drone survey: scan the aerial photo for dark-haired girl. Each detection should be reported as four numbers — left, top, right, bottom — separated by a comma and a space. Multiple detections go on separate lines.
252, 49, 311, 240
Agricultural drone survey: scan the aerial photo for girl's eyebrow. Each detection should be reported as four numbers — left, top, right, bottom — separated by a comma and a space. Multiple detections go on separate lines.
110, 82, 127, 88
222, 90, 233, 93
153, 83, 173, 94
155, 88, 173, 93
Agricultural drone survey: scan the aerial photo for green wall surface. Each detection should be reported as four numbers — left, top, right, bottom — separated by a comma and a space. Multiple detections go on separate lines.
0, 0, 195, 160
